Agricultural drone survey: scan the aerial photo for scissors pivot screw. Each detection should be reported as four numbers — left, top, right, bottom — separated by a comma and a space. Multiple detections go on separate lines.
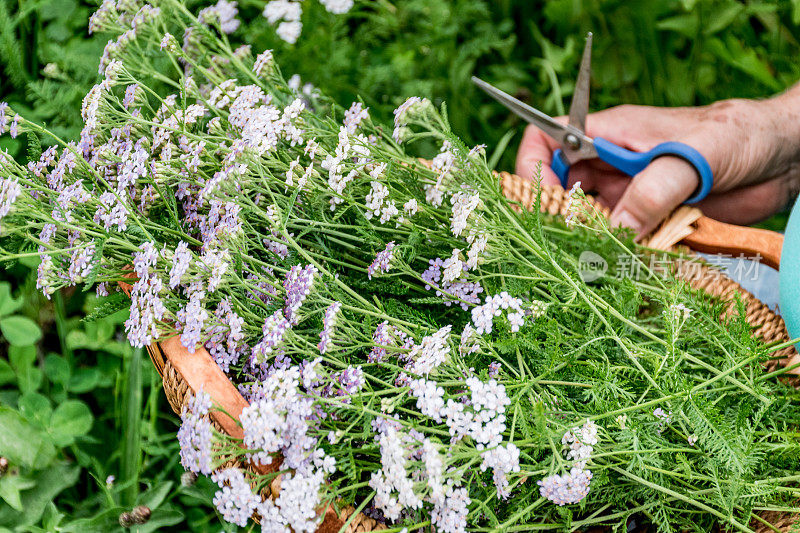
564, 133, 581, 151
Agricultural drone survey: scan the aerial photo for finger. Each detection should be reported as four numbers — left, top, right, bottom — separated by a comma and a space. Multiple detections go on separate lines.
515, 123, 564, 186
698, 177, 792, 225
609, 156, 700, 237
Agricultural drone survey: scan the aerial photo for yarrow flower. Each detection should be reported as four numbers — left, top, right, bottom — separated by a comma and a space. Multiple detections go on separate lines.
211, 468, 260, 527
320, 0, 354, 14
344, 101, 369, 134
564, 181, 583, 227
538, 467, 593, 506
450, 188, 481, 237
368, 241, 395, 279
124, 242, 167, 347
471, 292, 525, 335
199, 0, 240, 34
177, 391, 213, 475
405, 325, 452, 376
562, 420, 598, 467
318, 301, 342, 354
368, 321, 393, 363
0, 177, 22, 221
283, 264, 317, 324
480, 443, 521, 499
392, 96, 432, 143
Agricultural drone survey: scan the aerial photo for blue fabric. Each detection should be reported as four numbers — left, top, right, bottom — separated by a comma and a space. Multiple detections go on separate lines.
779, 199, 800, 339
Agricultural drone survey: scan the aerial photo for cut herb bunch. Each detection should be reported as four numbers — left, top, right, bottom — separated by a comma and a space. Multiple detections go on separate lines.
0, 2, 799, 532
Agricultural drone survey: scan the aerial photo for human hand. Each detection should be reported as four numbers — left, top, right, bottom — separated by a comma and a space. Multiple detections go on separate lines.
515, 95, 800, 236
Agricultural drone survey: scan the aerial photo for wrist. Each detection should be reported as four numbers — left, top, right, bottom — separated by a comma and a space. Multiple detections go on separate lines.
707, 95, 800, 188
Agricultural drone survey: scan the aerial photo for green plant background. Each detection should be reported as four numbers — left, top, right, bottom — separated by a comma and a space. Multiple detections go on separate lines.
0, 0, 797, 530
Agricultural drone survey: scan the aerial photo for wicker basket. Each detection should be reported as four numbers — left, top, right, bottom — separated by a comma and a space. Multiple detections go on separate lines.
144, 169, 796, 532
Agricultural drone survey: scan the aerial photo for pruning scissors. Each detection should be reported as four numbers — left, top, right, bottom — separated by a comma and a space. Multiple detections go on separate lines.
472, 33, 713, 204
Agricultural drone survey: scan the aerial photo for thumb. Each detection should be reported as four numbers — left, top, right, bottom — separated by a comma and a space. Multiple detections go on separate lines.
609, 156, 701, 237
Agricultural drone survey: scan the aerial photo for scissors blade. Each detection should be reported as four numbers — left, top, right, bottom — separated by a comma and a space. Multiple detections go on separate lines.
472, 76, 596, 163
568, 32, 592, 134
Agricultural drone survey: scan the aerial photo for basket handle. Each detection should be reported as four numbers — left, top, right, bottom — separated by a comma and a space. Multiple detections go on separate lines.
645, 206, 784, 270
680, 216, 784, 270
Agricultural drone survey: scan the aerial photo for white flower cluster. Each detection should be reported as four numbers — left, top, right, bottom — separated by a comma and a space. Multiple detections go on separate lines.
370, 427, 470, 532
471, 292, 526, 335
459, 323, 480, 356
261, 470, 325, 532
538, 467, 593, 506
405, 325, 452, 376
653, 407, 672, 434
344, 101, 369, 134
450, 187, 481, 237
465, 231, 488, 270
369, 428, 424, 519
564, 180, 583, 227
322, 126, 371, 210
392, 96, 433, 143
210, 468, 260, 527
480, 442, 521, 499
539, 420, 601, 506
240, 366, 327, 477
562, 420, 598, 467
263, 0, 302, 44
667, 302, 691, 322
409, 378, 446, 423
264, 0, 353, 44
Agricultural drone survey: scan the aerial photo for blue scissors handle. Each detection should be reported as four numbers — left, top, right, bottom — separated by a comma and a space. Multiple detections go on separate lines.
552, 138, 713, 204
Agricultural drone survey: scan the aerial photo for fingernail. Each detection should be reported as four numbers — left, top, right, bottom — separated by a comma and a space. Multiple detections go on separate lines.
611, 209, 644, 235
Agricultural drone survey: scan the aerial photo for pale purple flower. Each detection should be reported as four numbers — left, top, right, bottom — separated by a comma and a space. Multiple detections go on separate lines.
392, 96, 431, 143
123, 84, 140, 109
67, 241, 96, 283
94, 191, 129, 231
431, 486, 470, 533
9, 115, 19, 138
538, 467, 593, 506
178, 390, 213, 475
336, 365, 365, 396
0, 102, 8, 134
240, 366, 318, 475
344, 102, 369, 134
36, 255, 57, 299
368, 241, 395, 279
562, 420, 598, 467
318, 301, 341, 354
450, 188, 481, 237
251, 310, 291, 363
488, 361, 501, 377
96, 282, 109, 297
205, 298, 245, 372
169, 241, 191, 289
405, 326, 452, 376
199, 0, 240, 34
368, 321, 392, 363
283, 264, 317, 325
177, 286, 208, 354
273, 470, 324, 532
125, 242, 167, 347
199, 248, 229, 293
0, 177, 22, 220
253, 49, 274, 77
